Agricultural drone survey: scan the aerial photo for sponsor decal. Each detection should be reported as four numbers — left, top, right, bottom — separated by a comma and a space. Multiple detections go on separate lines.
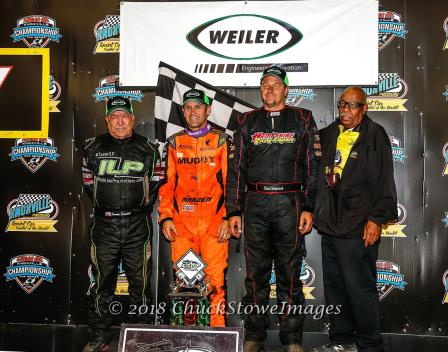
349, 151, 358, 159
4, 254, 55, 293
194, 62, 308, 75
175, 249, 206, 285
443, 143, 448, 176
389, 136, 407, 163
177, 156, 215, 164
377, 260, 406, 301
94, 15, 120, 54
179, 144, 193, 150
93, 75, 144, 102
443, 270, 448, 304
0, 66, 13, 88
182, 197, 212, 203
270, 260, 316, 299
49, 75, 61, 112
378, 11, 407, 51
363, 73, 408, 111
286, 88, 317, 106
443, 212, 448, 227
6, 194, 59, 232
182, 204, 195, 212
251, 132, 296, 145
187, 14, 303, 60
334, 150, 342, 166
9, 137, 60, 173
443, 17, 448, 50
382, 202, 407, 238
97, 159, 144, 176
11, 15, 62, 48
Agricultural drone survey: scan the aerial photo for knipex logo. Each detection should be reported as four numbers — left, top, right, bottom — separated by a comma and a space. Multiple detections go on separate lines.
187, 14, 302, 60
0, 66, 13, 88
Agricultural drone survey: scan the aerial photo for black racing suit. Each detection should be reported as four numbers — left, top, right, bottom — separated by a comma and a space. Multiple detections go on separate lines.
226, 107, 320, 344
82, 132, 163, 343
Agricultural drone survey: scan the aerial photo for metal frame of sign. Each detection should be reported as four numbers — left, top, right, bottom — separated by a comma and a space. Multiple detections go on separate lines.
0, 48, 49, 138
118, 324, 244, 352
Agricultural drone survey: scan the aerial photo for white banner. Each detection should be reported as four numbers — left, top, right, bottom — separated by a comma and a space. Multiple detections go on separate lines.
120, 0, 378, 87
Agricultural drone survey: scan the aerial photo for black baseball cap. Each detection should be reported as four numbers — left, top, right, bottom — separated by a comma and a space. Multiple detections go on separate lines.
183, 88, 210, 106
260, 66, 289, 86
106, 96, 133, 115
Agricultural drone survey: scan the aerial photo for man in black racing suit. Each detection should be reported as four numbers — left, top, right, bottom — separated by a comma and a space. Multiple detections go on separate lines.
82, 96, 163, 352
226, 66, 320, 352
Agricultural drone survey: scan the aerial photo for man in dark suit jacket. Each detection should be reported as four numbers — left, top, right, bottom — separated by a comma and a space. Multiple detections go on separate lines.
311, 87, 397, 352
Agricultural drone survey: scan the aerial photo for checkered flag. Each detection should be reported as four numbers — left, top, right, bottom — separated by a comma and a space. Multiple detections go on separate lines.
104, 15, 120, 28
17, 194, 50, 205
155, 61, 256, 141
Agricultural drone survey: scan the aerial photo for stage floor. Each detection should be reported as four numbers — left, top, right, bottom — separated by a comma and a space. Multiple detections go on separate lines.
0, 323, 446, 352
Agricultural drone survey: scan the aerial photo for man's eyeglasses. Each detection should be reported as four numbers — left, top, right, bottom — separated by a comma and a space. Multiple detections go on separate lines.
337, 100, 365, 110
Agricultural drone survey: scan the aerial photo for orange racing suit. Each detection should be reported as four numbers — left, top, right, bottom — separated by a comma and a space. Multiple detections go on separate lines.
158, 125, 229, 326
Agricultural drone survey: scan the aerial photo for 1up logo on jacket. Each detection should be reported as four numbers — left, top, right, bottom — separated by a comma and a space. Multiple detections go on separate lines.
98, 159, 144, 176
187, 14, 303, 60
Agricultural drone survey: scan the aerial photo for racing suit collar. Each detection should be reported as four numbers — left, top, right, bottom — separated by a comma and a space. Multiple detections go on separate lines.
185, 123, 211, 138
108, 131, 135, 144
263, 107, 285, 117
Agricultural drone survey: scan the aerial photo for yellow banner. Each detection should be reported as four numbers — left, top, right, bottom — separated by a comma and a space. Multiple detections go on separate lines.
303, 287, 315, 300
95, 40, 120, 53
115, 279, 129, 295
381, 224, 406, 238
367, 98, 408, 111
270, 284, 315, 299
7, 219, 57, 232
49, 100, 60, 112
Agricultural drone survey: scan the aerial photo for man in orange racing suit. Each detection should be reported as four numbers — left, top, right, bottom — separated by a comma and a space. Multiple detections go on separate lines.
158, 88, 231, 326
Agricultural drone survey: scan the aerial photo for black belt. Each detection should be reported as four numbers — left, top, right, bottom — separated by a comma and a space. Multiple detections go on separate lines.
94, 207, 148, 217
247, 182, 301, 193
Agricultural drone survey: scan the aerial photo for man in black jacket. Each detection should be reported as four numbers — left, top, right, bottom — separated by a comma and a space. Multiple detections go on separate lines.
311, 87, 397, 352
226, 66, 320, 352
82, 96, 163, 352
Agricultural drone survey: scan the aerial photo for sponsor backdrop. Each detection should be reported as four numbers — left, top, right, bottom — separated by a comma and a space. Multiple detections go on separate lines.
120, 0, 378, 87
0, 0, 447, 347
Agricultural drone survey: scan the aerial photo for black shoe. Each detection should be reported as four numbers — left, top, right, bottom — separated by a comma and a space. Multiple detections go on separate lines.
82, 337, 109, 352
244, 341, 264, 352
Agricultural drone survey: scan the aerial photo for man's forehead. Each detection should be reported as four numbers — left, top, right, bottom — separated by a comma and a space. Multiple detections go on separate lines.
183, 101, 207, 108
261, 75, 284, 85
107, 110, 133, 117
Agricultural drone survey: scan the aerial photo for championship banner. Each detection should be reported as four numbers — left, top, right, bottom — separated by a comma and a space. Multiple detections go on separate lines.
154, 62, 255, 141
120, 0, 378, 87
